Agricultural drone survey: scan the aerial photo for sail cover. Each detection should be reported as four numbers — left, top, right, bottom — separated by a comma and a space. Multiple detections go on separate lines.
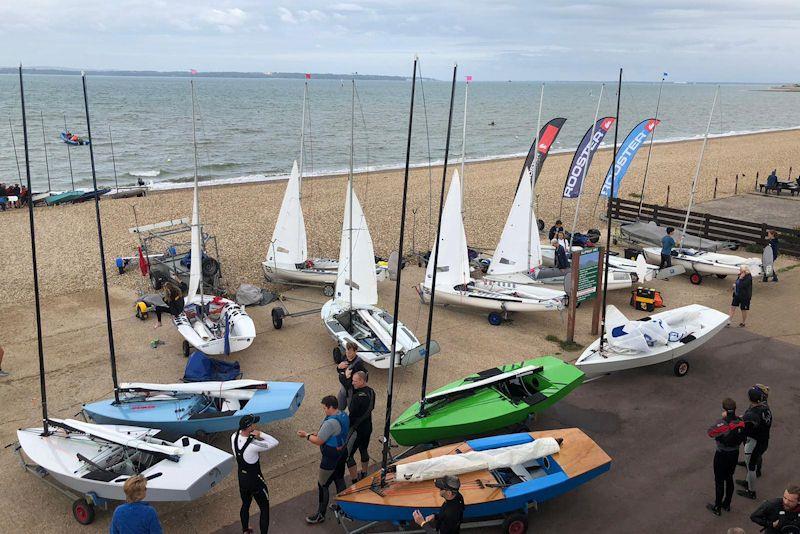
488, 168, 541, 275
599, 119, 660, 198
334, 185, 378, 307
425, 170, 470, 291
517, 117, 567, 190
396, 437, 560, 482
563, 117, 615, 198
266, 161, 308, 269
186, 167, 202, 302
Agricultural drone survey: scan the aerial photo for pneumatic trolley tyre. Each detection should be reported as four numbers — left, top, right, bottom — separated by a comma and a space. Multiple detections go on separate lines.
674, 359, 690, 377
689, 273, 702, 285
271, 307, 285, 330
502, 512, 529, 534
488, 312, 503, 326
72, 498, 95, 525
323, 284, 335, 297
182, 340, 192, 358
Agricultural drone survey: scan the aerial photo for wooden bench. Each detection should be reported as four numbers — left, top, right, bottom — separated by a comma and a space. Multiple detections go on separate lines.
758, 182, 800, 196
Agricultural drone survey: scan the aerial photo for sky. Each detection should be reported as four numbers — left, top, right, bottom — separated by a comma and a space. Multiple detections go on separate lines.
2, 0, 799, 82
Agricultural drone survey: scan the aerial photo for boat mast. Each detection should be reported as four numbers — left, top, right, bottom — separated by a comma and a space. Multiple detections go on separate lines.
569, 84, 605, 248
19, 65, 50, 435
636, 74, 666, 218
459, 75, 469, 216
63, 113, 76, 191
379, 57, 417, 487
417, 63, 458, 417
299, 76, 308, 199
599, 69, 623, 355
527, 83, 544, 271
190, 80, 204, 308
108, 125, 119, 192
40, 112, 52, 192
82, 73, 120, 403
8, 118, 23, 186
678, 86, 719, 249
348, 80, 355, 315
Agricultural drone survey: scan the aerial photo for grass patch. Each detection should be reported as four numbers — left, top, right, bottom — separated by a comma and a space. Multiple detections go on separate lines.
545, 334, 584, 352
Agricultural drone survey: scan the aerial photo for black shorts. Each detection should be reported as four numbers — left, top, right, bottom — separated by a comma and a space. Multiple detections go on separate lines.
731, 295, 750, 310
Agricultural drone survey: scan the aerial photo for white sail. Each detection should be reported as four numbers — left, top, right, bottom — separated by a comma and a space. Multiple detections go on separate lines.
488, 167, 541, 275
334, 188, 378, 307
186, 170, 202, 302
424, 170, 470, 291
267, 161, 308, 269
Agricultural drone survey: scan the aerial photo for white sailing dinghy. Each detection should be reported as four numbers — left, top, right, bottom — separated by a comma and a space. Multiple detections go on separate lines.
174, 86, 256, 356
575, 304, 728, 376
321, 183, 425, 368
418, 170, 565, 325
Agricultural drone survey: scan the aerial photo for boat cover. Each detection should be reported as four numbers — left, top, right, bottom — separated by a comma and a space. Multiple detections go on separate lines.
607, 305, 701, 354
395, 437, 560, 482
183, 351, 241, 382
620, 221, 732, 251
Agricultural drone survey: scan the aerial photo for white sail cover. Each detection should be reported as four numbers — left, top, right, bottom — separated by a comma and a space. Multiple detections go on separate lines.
186, 170, 202, 302
605, 305, 702, 354
121, 380, 267, 393
488, 168, 541, 275
266, 161, 308, 269
334, 186, 378, 307
396, 437, 560, 482
424, 170, 470, 291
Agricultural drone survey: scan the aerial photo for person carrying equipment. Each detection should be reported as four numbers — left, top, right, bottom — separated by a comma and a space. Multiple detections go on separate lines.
412, 475, 465, 533
706, 398, 746, 516
231, 415, 277, 534
298, 395, 349, 525
737, 384, 773, 500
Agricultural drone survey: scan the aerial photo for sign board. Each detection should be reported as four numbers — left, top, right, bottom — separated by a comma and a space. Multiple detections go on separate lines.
576, 249, 600, 303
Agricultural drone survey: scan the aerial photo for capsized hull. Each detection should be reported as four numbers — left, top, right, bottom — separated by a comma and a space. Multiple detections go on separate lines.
336, 428, 610, 522
390, 356, 584, 446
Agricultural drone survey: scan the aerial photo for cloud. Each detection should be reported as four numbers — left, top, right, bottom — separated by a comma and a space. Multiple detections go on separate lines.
277, 6, 297, 24
298, 9, 326, 22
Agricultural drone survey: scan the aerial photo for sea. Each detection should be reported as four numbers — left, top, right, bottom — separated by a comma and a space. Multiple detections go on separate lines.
1, 74, 799, 192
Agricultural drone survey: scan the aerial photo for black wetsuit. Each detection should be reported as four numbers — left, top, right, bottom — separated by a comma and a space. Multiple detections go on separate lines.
743, 402, 772, 486
234, 433, 270, 533
423, 493, 465, 534
346, 386, 375, 469
707, 412, 745, 509
750, 498, 800, 534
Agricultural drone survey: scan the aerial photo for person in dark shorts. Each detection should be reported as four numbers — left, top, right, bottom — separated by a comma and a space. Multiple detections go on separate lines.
346, 371, 375, 482
412, 475, 465, 533
729, 266, 752, 327
706, 398, 746, 516
737, 384, 772, 500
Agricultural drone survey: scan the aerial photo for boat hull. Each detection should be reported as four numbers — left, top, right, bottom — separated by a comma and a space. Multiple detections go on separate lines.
643, 247, 762, 277
390, 356, 584, 446
417, 284, 564, 313
174, 295, 256, 355
262, 261, 339, 286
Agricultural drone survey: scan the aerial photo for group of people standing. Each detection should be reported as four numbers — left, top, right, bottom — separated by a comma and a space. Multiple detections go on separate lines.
0, 182, 29, 210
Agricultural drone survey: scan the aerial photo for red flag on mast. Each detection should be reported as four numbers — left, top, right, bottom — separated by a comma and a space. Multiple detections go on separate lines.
305, 73, 311, 79
190, 69, 198, 75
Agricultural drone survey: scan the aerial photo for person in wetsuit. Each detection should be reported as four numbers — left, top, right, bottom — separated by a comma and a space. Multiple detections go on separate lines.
346, 371, 375, 482
412, 475, 465, 533
706, 397, 746, 516
298, 395, 349, 525
336, 341, 367, 409
231, 415, 278, 534
737, 384, 773, 500
750, 484, 800, 534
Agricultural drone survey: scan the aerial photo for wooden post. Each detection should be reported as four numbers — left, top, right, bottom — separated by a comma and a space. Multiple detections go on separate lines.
591, 247, 605, 336
755, 171, 759, 191
761, 223, 767, 244
713, 177, 718, 199
566, 250, 581, 343
735, 174, 739, 195
703, 213, 710, 238
789, 166, 793, 179
653, 204, 659, 224
665, 185, 670, 207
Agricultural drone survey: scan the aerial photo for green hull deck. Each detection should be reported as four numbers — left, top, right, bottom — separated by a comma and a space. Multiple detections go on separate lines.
390, 356, 584, 446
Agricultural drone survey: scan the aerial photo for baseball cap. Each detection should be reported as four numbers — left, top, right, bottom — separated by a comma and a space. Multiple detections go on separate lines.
434, 475, 460, 492
238, 414, 260, 430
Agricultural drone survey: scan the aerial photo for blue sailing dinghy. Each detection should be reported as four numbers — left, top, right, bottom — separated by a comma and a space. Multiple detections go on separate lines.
83, 379, 304, 436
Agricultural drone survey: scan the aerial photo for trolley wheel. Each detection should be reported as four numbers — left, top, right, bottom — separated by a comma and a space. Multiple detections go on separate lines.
673, 359, 690, 377
333, 347, 343, 364
72, 498, 95, 525
201, 257, 220, 277
271, 307, 285, 330
689, 273, 703, 285
502, 512, 529, 534
488, 312, 503, 326
715, 274, 727, 279
182, 340, 192, 358
323, 284, 335, 297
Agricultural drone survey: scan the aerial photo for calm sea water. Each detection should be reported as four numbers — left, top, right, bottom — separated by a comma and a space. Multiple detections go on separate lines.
1, 74, 799, 191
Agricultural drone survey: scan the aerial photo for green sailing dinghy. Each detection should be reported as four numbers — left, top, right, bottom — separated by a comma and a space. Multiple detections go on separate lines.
390, 356, 584, 446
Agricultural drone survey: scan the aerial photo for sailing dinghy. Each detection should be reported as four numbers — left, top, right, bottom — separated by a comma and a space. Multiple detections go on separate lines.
418, 170, 565, 325
335, 428, 610, 523
390, 356, 583, 446
175, 84, 256, 356
576, 304, 728, 376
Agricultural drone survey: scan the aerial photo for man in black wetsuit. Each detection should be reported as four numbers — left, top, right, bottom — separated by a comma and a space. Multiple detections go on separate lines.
337, 341, 368, 410
346, 371, 375, 482
737, 384, 773, 500
750, 485, 800, 534
706, 398, 746, 516
412, 475, 465, 533
231, 415, 278, 534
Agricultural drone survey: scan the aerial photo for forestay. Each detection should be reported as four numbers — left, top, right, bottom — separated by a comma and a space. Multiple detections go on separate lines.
488, 168, 541, 275
424, 170, 470, 290
334, 188, 378, 307
267, 161, 308, 269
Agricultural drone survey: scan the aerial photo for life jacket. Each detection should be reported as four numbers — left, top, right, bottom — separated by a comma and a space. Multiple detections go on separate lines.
323, 411, 349, 449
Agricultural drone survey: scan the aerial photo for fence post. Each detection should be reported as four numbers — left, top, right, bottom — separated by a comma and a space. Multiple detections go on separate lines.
755, 171, 759, 191
761, 223, 767, 244
653, 204, 659, 224
704, 213, 710, 238
713, 177, 718, 199
790, 166, 793, 179
735, 174, 739, 195
665, 185, 670, 207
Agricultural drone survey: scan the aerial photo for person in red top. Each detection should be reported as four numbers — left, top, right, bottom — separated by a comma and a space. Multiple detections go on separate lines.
707, 397, 746, 516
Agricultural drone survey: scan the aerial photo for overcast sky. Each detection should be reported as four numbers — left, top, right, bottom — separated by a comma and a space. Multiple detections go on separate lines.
2, 1, 798, 82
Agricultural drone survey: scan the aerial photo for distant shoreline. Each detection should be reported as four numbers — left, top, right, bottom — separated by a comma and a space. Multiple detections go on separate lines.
0, 67, 412, 81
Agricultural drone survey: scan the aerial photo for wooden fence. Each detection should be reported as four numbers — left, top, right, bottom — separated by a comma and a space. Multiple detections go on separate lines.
610, 198, 800, 257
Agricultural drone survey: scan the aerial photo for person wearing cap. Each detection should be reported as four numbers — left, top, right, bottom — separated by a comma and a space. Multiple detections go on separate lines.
412, 475, 465, 533
737, 384, 772, 500
337, 341, 368, 410
298, 395, 349, 525
706, 398, 746, 516
231, 415, 278, 534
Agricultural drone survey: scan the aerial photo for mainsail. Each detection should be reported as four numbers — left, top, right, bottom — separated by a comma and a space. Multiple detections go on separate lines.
267, 161, 308, 269
488, 168, 541, 275
424, 170, 470, 291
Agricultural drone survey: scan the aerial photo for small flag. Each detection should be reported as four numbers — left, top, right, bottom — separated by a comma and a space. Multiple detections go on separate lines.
663, 72, 668, 77
466, 75, 473, 83
190, 69, 198, 75
305, 73, 311, 79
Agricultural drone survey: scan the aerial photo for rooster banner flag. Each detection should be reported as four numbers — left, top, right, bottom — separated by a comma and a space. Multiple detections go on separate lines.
599, 118, 660, 198
517, 117, 567, 189
562, 117, 616, 198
